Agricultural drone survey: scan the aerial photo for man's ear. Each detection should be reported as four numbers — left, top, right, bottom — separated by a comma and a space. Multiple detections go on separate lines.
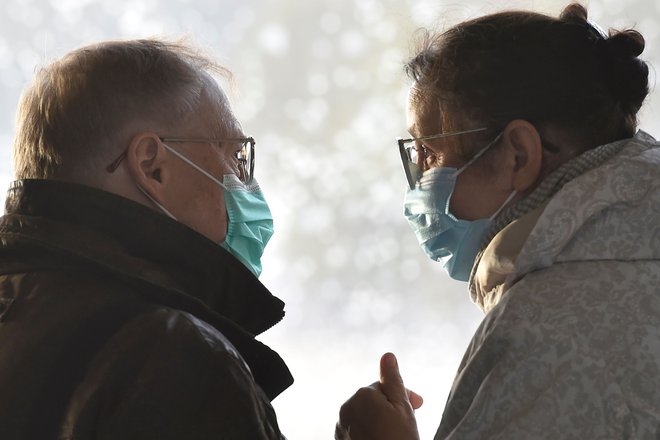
503, 120, 543, 193
124, 132, 169, 202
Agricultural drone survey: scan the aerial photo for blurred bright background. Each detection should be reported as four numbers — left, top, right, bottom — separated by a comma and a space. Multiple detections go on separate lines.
1, 0, 658, 438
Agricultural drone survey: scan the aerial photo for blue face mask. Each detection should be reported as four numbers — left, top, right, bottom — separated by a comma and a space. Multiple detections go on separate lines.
403, 134, 515, 281
217, 174, 274, 277
141, 143, 274, 278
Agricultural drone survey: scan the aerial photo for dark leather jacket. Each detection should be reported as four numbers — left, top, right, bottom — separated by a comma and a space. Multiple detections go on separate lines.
0, 179, 293, 439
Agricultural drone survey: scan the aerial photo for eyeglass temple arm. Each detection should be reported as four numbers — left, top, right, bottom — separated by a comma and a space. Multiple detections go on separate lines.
159, 137, 255, 145
398, 127, 488, 144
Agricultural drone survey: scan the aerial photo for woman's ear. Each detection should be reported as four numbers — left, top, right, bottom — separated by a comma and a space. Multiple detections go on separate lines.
503, 120, 543, 193
124, 132, 169, 202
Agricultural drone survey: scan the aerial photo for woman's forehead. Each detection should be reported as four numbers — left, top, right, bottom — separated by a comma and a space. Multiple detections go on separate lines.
406, 96, 442, 136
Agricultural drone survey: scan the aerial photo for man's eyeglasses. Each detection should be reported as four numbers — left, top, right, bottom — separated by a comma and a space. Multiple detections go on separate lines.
106, 136, 256, 185
397, 127, 488, 189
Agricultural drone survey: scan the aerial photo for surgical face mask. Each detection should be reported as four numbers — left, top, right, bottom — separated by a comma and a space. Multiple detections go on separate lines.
139, 143, 274, 278
403, 134, 515, 281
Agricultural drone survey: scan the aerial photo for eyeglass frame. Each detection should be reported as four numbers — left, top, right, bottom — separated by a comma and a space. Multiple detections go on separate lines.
397, 127, 488, 190
106, 136, 256, 184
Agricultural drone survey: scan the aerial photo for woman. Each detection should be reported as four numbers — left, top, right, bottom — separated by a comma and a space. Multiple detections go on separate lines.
337, 3, 659, 439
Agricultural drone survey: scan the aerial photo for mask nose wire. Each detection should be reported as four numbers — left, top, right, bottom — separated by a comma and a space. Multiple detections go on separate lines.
160, 142, 228, 190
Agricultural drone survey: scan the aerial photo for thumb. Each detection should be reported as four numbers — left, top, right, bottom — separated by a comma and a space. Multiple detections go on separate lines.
379, 352, 409, 405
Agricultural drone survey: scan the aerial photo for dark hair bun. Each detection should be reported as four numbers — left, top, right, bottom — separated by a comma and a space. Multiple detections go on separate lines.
606, 29, 645, 59
560, 3, 648, 114
603, 30, 649, 114
559, 3, 588, 22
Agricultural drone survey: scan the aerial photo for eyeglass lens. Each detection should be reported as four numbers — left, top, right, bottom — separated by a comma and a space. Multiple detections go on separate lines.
398, 140, 421, 189
237, 140, 255, 184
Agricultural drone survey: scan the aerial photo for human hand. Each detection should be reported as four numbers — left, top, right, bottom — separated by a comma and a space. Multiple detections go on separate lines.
335, 352, 423, 440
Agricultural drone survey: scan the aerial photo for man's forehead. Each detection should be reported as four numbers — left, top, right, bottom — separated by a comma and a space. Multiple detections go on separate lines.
207, 109, 243, 138
199, 82, 243, 137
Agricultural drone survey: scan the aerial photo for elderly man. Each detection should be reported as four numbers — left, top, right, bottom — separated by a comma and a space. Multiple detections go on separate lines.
0, 39, 292, 439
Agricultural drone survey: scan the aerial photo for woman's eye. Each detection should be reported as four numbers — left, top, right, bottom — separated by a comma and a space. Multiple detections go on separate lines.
421, 146, 436, 161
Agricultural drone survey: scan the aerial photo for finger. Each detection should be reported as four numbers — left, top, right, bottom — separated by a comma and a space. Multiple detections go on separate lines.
407, 389, 424, 410
379, 352, 409, 405
380, 352, 403, 385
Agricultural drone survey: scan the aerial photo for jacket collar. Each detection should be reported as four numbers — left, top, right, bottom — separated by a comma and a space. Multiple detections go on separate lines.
1, 179, 285, 336
471, 202, 548, 313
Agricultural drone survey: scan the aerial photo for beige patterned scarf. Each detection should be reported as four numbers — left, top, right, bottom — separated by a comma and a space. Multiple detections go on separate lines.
468, 135, 631, 305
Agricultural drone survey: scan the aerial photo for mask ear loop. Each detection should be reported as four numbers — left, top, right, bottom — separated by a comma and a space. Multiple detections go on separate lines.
160, 142, 228, 190
137, 185, 178, 220
136, 141, 232, 220
453, 131, 505, 177
446, 130, 515, 220
488, 190, 517, 221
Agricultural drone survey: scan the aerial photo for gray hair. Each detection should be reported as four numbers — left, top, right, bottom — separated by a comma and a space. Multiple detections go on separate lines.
13, 39, 232, 181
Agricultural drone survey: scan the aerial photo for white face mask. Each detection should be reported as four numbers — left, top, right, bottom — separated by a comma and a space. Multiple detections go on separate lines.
137, 143, 274, 277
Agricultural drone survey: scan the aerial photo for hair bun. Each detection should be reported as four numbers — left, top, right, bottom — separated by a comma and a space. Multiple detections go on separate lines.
605, 29, 645, 58
600, 29, 648, 114
557, 3, 648, 115
559, 3, 588, 22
